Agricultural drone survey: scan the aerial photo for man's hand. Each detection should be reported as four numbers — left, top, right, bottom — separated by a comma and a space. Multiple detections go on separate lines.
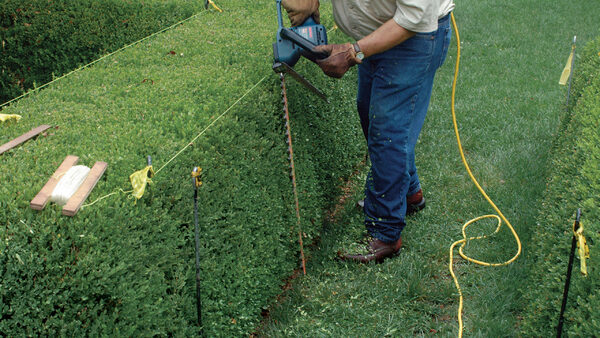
282, 0, 320, 26
314, 43, 362, 79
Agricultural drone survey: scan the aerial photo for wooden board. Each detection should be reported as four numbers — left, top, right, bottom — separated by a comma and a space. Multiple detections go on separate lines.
30, 155, 79, 210
0, 124, 51, 155
62, 161, 107, 217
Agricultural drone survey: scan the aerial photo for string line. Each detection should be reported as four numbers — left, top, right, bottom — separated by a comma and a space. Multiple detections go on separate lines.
83, 74, 268, 206
155, 75, 268, 175
1, 10, 210, 110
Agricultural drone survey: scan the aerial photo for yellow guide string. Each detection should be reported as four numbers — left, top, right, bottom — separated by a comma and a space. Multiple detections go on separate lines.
448, 12, 522, 337
82, 189, 133, 209
154, 75, 267, 175
83, 75, 267, 207
0, 11, 210, 110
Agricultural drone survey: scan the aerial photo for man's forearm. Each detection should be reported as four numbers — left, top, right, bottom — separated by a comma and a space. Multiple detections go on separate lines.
357, 19, 416, 58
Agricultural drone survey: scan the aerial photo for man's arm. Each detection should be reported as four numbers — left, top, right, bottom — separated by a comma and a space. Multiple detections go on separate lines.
314, 19, 415, 78
357, 19, 416, 58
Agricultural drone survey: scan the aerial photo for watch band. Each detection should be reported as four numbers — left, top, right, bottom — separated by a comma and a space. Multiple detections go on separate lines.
353, 42, 365, 62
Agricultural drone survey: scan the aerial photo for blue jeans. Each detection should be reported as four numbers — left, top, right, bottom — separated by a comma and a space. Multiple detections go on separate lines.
357, 14, 452, 243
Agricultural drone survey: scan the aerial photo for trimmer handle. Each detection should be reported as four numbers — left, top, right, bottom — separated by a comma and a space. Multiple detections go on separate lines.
274, 0, 329, 64
280, 29, 329, 62
276, 0, 285, 29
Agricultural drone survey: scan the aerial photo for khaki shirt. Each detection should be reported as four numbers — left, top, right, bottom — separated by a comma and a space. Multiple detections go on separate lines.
331, 0, 455, 40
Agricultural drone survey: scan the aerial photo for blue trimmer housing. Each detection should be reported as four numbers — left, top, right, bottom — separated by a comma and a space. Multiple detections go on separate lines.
273, 0, 328, 67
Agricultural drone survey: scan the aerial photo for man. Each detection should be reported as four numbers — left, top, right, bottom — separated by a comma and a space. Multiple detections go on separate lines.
283, 0, 454, 263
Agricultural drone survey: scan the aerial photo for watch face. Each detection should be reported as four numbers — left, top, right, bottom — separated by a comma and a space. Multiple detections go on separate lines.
357, 52, 365, 60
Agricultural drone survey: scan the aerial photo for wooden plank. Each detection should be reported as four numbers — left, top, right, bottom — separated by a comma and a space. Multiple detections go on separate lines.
0, 124, 51, 155
62, 161, 107, 217
30, 155, 79, 210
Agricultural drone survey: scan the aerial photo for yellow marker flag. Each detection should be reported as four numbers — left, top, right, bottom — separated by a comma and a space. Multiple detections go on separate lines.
0, 114, 22, 122
574, 221, 590, 276
559, 46, 574, 85
208, 0, 223, 12
129, 166, 155, 200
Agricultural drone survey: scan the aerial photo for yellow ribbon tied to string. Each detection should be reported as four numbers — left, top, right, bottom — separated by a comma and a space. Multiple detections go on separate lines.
0, 114, 22, 123
129, 165, 155, 200
574, 220, 590, 276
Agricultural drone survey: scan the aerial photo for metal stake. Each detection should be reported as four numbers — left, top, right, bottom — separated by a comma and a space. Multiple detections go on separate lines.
557, 208, 581, 338
192, 167, 203, 328
565, 36, 576, 109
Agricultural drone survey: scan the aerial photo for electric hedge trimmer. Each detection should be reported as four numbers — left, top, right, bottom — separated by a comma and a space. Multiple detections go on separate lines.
272, 0, 329, 101
272, 0, 329, 274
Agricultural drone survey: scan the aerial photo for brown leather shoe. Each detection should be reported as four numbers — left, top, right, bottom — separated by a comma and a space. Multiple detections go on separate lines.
406, 189, 426, 215
339, 236, 402, 263
356, 189, 426, 216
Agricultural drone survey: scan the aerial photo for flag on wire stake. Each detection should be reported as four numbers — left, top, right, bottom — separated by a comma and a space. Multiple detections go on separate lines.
559, 36, 577, 109
559, 37, 576, 85
129, 156, 155, 200
557, 209, 590, 338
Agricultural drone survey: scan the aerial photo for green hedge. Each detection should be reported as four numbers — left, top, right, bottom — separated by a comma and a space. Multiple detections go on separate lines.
568, 38, 600, 111
0, 0, 203, 104
520, 37, 600, 336
0, 1, 363, 336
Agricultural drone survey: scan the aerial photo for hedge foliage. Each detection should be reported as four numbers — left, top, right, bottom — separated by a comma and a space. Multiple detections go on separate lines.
568, 37, 600, 111
0, 0, 203, 103
0, 1, 363, 336
520, 37, 600, 336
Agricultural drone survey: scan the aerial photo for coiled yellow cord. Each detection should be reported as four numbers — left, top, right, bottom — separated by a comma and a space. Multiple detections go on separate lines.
448, 12, 522, 337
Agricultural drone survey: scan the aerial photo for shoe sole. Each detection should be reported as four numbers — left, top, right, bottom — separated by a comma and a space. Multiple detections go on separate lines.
338, 248, 402, 264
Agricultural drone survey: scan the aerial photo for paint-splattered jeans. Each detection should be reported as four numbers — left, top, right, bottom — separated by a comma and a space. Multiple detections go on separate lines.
357, 14, 451, 243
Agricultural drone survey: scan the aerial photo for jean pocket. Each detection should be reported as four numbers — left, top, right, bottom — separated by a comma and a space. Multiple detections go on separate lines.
438, 27, 452, 69
392, 32, 435, 65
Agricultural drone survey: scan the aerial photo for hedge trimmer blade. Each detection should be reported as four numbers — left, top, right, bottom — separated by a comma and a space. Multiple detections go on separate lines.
273, 62, 327, 102
279, 72, 307, 275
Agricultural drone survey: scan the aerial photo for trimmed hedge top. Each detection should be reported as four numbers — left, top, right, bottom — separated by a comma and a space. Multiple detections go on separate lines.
0, 0, 203, 103
0, 1, 363, 336
520, 37, 600, 336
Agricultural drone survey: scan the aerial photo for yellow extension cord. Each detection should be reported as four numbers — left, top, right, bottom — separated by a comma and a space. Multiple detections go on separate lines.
448, 13, 522, 337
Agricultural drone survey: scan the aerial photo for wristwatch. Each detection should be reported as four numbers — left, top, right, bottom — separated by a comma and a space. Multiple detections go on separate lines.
353, 42, 365, 61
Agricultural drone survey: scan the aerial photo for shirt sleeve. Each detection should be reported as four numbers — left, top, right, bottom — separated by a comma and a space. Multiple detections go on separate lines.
393, 0, 439, 33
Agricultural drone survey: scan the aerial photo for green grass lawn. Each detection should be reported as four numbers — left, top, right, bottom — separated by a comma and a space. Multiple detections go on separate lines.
258, 0, 600, 336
